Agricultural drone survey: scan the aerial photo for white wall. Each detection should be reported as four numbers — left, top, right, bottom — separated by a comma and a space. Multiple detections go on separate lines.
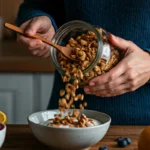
0, 73, 54, 124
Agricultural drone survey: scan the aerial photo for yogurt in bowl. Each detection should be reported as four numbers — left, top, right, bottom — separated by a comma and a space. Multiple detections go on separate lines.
28, 109, 111, 150
41, 110, 101, 128
45, 118, 101, 128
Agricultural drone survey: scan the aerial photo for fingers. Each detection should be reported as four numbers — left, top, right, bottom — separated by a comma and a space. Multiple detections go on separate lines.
34, 44, 50, 57
41, 51, 50, 58
85, 74, 127, 94
94, 82, 132, 97
85, 34, 150, 97
19, 19, 31, 30
95, 86, 129, 97
30, 44, 50, 57
17, 16, 54, 58
24, 16, 53, 36
88, 35, 139, 86
25, 18, 43, 36
87, 72, 149, 97
109, 34, 136, 51
17, 35, 50, 57
89, 59, 126, 86
17, 35, 42, 48
29, 43, 50, 57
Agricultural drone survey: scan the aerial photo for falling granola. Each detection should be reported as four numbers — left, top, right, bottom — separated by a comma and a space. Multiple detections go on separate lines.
58, 28, 123, 112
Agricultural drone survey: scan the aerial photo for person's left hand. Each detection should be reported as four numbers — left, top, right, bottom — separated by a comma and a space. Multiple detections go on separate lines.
84, 34, 150, 97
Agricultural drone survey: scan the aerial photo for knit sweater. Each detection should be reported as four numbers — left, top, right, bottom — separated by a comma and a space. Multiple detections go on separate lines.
17, 0, 150, 125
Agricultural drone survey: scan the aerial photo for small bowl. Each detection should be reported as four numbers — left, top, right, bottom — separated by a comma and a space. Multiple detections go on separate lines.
28, 109, 111, 150
0, 123, 6, 148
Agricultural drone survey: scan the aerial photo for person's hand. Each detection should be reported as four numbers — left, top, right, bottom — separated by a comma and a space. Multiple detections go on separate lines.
84, 34, 150, 97
17, 16, 55, 58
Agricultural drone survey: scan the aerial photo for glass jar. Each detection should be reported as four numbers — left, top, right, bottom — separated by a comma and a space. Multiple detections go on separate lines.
50, 20, 119, 86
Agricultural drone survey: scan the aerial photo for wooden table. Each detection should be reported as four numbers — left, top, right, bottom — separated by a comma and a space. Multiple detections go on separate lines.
1, 125, 145, 150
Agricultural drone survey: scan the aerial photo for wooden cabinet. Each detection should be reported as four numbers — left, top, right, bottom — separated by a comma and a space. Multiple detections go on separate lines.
0, 0, 23, 38
0, 73, 54, 124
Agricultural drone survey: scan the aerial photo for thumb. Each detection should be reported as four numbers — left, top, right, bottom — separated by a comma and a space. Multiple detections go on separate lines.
109, 34, 133, 50
25, 18, 42, 36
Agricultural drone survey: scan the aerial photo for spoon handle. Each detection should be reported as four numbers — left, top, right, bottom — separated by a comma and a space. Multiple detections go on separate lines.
4, 23, 61, 50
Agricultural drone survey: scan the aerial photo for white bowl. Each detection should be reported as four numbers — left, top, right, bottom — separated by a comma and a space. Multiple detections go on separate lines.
0, 124, 6, 148
28, 109, 111, 150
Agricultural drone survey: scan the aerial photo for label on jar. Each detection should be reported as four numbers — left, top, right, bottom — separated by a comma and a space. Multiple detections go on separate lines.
101, 44, 111, 61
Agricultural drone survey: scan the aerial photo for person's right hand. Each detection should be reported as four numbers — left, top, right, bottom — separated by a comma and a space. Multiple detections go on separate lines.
17, 16, 55, 58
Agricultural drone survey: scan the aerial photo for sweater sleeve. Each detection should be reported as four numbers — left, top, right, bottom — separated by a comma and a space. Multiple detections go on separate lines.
144, 48, 150, 54
17, 0, 58, 30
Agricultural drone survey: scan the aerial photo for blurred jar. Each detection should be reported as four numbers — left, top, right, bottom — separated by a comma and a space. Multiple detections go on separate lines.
50, 20, 122, 86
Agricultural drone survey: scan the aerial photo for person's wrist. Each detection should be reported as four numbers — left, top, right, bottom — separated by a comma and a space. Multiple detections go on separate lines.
17, 9, 58, 30
144, 49, 150, 83
45, 14, 58, 31
143, 48, 150, 55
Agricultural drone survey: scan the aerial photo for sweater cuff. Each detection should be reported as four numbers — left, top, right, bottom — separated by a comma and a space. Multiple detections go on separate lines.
17, 9, 58, 31
143, 48, 150, 83
145, 50, 150, 83
144, 48, 150, 54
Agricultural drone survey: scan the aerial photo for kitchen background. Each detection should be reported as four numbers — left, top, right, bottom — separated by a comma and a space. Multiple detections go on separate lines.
0, 0, 55, 124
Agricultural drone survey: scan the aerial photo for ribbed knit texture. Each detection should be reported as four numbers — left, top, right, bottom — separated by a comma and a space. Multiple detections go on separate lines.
17, 0, 150, 125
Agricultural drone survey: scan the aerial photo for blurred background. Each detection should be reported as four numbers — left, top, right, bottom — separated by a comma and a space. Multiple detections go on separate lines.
0, 0, 55, 124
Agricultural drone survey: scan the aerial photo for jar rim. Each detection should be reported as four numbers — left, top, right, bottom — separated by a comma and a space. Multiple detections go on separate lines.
49, 20, 103, 75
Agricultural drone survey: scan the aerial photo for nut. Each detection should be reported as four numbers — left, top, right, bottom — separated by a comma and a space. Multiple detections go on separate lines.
83, 102, 87, 107
72, 110, 80, 117
65, 93, 70, 100
60, 89, 65, 97
59, 98, 67, 107
79, 104, 84, 110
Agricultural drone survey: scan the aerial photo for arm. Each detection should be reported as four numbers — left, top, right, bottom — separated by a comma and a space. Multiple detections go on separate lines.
17, 0, 66, 58
17, 0, 57, 29
17, 0, 65, 28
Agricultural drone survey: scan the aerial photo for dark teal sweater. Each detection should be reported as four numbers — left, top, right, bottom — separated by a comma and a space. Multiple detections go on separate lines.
17, 0, 150, 125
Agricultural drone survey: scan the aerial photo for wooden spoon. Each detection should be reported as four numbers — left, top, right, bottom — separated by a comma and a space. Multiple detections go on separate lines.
4, 23, 77, 61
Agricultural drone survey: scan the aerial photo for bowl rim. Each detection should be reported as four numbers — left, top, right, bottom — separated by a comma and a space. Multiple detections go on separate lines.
27, 109, 111, 130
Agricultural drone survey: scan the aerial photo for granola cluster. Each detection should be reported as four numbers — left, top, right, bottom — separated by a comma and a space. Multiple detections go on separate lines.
47, 110, 94, 128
